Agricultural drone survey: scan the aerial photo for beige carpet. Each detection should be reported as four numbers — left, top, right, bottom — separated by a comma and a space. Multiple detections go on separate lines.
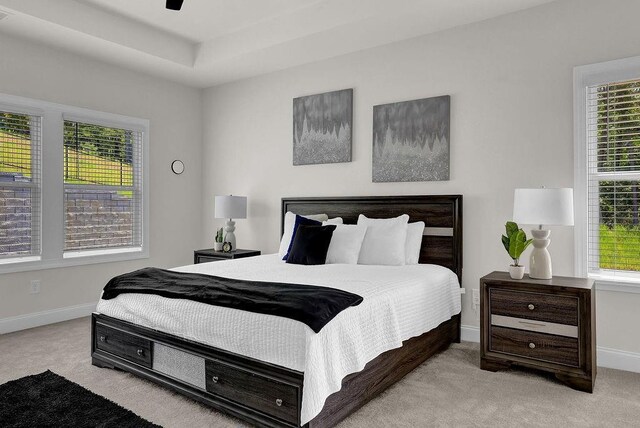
1, 318, 639, 427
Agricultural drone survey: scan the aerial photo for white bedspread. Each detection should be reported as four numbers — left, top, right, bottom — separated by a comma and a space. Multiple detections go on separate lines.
96, 254, 461, 424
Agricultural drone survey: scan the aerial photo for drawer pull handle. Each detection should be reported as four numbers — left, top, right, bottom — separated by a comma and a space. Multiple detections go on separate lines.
518, 320, 546, 328
212, 376, 219, 383
529, 342, 536, 349
137, 349, 144, 356
528, 304, 535, 310
276, 398, 283, 407
99, 335, 106, 342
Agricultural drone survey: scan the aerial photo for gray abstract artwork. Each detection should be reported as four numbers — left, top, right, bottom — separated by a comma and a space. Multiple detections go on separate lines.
293, 89, 352, 165
372, 95, 450, 182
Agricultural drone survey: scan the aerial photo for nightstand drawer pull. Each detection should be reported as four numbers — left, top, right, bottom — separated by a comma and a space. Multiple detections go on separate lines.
528, 304, 535, 310
529, 342, 536, 349
276, 398, 283, 407
518, 320, 546, 328
99, 335, 106, 342
137, 349, 144, 356
212, 376, 219, 383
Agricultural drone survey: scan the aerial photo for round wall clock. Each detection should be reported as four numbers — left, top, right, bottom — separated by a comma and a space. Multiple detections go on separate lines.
171, 160, 185, 175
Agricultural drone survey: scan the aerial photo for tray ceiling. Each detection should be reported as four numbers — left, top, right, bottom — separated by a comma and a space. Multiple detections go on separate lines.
0, 0, 556, 87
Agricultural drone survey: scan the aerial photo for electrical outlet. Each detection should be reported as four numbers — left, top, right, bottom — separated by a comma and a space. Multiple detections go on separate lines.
472, 288, 480, 310
30, 280, 41, 294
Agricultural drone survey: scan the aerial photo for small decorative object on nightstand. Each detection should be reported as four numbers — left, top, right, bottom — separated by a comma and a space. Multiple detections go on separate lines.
501, 221, 532, 280
480, 271, 596, 393
214, 228, 224, 251
194, 248, 261, 264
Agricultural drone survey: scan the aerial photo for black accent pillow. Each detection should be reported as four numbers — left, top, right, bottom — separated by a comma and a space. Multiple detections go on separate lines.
283, 215, 322, 260
286, 224, 337, 265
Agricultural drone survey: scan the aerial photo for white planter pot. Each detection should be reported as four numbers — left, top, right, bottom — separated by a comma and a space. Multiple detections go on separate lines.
509, 265, 525, 280
214, 242, 223, 251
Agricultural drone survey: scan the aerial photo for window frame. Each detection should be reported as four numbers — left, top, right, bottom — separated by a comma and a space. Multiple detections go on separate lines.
0, 104, 42, 263
0, 93, 149, 274
574, 55, 640, 294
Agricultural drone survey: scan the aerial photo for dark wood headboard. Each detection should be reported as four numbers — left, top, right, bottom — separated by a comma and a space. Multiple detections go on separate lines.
281, 195, 462, 283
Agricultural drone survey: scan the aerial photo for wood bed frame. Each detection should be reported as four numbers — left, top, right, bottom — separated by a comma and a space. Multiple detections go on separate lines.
91, 194, 463, 427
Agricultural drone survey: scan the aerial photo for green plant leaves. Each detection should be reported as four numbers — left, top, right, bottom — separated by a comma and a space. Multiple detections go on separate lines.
508, 230, 529, 260
501, 234, 510, 253
502, 221, 533, 264
505, 221, 519, 238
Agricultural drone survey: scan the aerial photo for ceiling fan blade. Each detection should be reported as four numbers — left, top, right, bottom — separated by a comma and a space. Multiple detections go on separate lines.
166, 0, 184, 10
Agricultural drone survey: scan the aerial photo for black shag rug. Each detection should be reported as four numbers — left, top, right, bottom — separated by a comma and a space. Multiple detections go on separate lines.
0, 370, 160, 427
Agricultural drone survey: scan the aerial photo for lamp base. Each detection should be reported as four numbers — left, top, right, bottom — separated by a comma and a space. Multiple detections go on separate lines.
224, 219, 237, 251
529, 229, 552, 280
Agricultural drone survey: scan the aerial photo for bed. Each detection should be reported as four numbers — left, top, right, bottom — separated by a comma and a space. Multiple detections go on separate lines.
91, 195, 463, 427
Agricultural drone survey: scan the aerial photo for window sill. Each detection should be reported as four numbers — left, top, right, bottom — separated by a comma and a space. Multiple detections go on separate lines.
590, 274, 640, 294
0, 248, 149, 274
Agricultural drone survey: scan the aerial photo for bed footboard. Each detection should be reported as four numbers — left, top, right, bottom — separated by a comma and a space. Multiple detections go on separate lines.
91, 313, 460, 428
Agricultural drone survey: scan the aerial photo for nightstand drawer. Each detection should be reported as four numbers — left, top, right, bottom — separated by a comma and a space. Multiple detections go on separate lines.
490, 288, 578, 326
490, 326, 579, 367
195, 255, 223, 264
194, 249, 261, 264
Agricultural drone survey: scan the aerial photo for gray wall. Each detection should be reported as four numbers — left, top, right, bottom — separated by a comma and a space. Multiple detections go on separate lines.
0, 33, 203, 320
202, 0, 640, 354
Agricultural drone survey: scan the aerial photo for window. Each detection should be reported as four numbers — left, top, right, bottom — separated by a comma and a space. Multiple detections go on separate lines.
575, 56, 640, 289
0, 93, 148, 273
63, 120, 143, 255
0, 110, 41, 260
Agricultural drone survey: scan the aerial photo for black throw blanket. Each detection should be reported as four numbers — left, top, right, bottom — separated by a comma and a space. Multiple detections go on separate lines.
102, 267, 363, 333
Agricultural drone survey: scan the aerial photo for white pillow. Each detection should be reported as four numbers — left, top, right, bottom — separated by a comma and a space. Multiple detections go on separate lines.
326, 224, 367, 265
278, 212, 328, 259
405, 221, 425, 265
357, 214, 409, 266
323, 217, 343, 226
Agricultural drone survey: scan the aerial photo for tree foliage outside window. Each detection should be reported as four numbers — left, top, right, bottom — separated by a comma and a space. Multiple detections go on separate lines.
0, 112, 33, 178
595, 79, 640, 271
63, 121, 133, 187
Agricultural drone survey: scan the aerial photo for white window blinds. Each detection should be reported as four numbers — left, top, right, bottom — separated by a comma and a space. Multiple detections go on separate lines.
63, 120, 143, 253
0, 111, 41, 259
587, 78, 640, 275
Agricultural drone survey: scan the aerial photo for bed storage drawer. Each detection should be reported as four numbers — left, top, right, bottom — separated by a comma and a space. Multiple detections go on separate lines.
95, 323, 152, 368
205, 359, 299, 425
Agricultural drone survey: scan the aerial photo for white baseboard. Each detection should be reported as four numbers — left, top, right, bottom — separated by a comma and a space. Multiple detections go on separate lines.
597, 347, 640, 373
0, 302, 96, 334
461, 324, 480, 342
460, 324, 640, 373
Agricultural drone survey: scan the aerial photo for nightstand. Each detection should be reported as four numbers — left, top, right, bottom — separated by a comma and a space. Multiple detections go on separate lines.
193, 249, 261, 264
480, 271, 596, 392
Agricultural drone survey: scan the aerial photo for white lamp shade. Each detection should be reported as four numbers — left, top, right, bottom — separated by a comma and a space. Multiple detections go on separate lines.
513, 188, 574, 226
214, 195, 247, 219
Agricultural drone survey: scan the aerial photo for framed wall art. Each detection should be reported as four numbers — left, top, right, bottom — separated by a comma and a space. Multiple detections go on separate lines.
372, 95, 450, 182
293, 89, 353, 165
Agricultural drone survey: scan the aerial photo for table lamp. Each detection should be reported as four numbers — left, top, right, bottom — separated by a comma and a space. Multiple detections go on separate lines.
214, 195, 247, 251
512, 188, 574, 279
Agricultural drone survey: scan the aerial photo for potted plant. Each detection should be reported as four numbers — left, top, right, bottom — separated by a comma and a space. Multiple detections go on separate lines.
214, 228, 224, 251
501, 221, 533, 279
